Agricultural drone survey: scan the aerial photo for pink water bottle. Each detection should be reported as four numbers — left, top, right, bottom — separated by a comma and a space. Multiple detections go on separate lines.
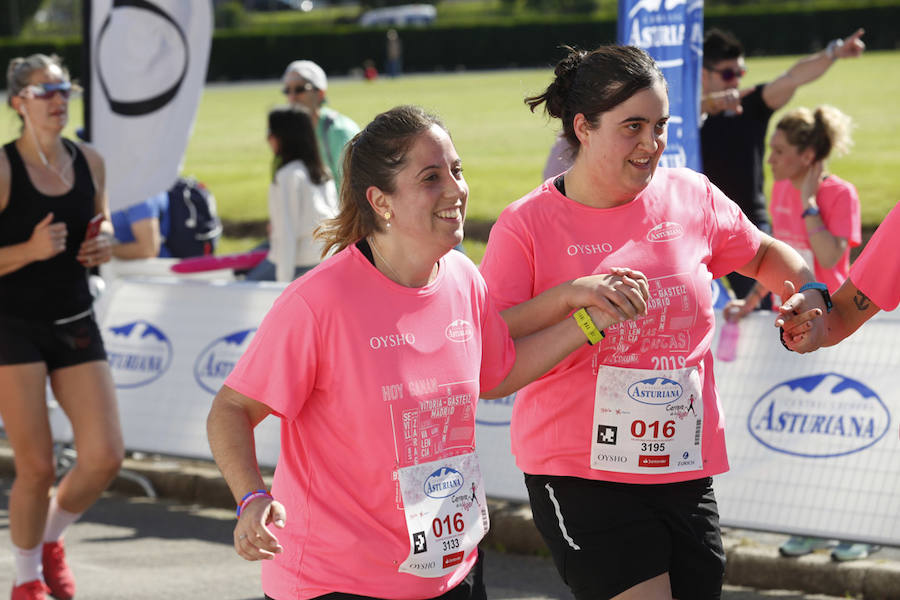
716, 319, 740, 362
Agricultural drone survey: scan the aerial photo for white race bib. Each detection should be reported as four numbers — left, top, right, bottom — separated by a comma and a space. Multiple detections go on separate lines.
591, 364, 704, 474
397, 452, 488, 578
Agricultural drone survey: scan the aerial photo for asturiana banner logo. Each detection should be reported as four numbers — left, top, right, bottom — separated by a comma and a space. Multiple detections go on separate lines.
748, 373, 890, 458
627, 377, 684, 405
193, 328, 257, 394
423, 466, 464, 499
104, 320, 172, 388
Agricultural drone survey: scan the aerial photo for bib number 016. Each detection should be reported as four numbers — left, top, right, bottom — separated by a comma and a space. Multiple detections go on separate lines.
432, 513, 465, 538
631, 419, 675, 439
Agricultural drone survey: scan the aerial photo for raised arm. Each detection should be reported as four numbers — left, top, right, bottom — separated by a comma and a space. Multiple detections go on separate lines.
762, 28, 865, 111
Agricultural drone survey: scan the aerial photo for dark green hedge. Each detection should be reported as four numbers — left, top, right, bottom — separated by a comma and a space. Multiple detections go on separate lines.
1, 5, 897, 85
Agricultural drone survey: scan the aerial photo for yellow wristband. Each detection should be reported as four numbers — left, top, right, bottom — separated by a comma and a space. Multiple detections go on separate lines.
573, 308, 604, 346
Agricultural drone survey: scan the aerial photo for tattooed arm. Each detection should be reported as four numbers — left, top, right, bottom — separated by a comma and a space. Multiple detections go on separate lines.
780, 275, 882, 353
823, 277, 882, 347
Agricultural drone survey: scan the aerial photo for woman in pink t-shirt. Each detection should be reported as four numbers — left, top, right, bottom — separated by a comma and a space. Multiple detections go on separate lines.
479, 45, 830, 600
206, 105, 650, 600
728, 105, 860, 319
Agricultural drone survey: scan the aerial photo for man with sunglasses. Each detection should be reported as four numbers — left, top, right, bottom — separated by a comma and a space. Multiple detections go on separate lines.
700, 27, 865, 306
281, 60, 359, 188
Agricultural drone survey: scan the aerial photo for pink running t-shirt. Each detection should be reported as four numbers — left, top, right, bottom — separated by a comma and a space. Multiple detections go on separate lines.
480, 168, 761, 485
850, 202, 900, 311
770, 175, 861, 292
225, 245, 515, 600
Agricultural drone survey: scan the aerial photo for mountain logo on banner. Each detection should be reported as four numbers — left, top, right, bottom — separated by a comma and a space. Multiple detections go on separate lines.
104, 320, 173, 388
193, 328, 257, 394
747, 373, 890, 458
476, 394, 515, 427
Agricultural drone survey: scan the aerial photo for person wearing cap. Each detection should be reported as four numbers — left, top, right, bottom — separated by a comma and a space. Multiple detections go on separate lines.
700, 28, 865, 307
281, 60, 360, 189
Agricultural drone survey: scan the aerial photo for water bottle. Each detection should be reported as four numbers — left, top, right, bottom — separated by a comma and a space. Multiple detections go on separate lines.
716, 320, 740, 362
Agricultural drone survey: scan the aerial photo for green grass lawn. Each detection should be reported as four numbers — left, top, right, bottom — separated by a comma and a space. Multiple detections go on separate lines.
3, 50, 897, 260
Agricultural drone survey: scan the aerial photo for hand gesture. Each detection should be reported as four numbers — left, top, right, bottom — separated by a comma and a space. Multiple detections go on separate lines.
234, 496, 286, 561
774, 280, 826, 353
28, 213, 67, 261
704, 88, 753, 116
571, 268, 649, 330
838, 28, 866, 59
800, 161, 824, 207
77, 229, 113, 267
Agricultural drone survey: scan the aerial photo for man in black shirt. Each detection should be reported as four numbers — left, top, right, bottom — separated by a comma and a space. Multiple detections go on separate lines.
700, 27, 865, 302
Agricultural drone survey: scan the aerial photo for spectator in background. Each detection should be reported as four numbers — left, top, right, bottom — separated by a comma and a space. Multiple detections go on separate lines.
386, 28, 403, 78
700, 27, 865, 307
281, 60, 360, 189
245, 105, 338, 282
110, 190, 170, 259
724, 103, 874, 562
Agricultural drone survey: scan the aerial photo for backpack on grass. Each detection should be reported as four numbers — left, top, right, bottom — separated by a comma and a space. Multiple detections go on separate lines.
165, 177, 222, 258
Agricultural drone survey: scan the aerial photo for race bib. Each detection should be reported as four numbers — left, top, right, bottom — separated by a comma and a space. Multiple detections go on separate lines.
397, 452, 488, 578
591, 364, 703, 474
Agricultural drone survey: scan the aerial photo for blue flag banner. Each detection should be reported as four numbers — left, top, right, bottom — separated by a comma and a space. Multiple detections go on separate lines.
618, 0, 703, 171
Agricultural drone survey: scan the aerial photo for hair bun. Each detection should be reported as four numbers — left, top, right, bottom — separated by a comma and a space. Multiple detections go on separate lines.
544, 47, 586, 118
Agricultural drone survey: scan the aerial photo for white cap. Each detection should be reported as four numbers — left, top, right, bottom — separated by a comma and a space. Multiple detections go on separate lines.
282, 60, 327, 91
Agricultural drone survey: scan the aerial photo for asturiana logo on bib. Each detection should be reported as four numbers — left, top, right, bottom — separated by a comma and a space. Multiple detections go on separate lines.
647, 222, 684, 243
105, 320, 172, 388
193, 328, 257, 394
628, 377, 684, 405
748, 373, 889, 458
423, 467, 464, 499
445, 319, 474, 343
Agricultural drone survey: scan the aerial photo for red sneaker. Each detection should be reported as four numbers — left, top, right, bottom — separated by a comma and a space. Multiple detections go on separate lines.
10, 580, 50, 600
41, 541, 74, 600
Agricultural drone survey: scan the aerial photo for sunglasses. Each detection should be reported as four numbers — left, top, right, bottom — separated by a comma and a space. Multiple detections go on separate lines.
23, 81, 73, 100
282, 82, 317, 95
708, 66, 746, 82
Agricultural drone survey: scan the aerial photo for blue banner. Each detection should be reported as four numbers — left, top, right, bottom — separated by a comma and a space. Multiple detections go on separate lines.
618, 0, 703, 171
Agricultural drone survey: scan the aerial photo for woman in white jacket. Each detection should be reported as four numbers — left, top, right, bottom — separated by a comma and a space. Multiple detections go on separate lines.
248, 105, 338, 282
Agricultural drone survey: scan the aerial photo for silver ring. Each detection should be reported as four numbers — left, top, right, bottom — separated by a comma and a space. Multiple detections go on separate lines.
238, 533, 247, 540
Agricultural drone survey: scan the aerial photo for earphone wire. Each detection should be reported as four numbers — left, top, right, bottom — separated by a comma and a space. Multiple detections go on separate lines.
21, 104, 74, 188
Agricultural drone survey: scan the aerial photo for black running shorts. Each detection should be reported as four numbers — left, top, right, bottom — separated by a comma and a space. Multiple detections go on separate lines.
0, 313, 107, 371
525, 474, 725, 600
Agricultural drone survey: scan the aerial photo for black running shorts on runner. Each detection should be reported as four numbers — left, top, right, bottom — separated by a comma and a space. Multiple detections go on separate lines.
525, 474, 725, 600
264, 548, 485, 600
0, 313, 107, 371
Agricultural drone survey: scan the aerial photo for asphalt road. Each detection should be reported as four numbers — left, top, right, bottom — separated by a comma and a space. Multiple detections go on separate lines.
0, 483, 852, 600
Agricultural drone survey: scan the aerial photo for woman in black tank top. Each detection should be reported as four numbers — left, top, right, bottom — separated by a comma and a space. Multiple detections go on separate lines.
0, 54, 123, 600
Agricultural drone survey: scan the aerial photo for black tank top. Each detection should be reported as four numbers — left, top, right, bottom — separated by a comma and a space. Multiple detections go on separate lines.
0, 139, 96, 321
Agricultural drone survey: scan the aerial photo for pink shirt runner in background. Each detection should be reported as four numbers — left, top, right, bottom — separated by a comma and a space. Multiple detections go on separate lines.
850, 202, 900, 311
770, 175, 861, 292
480, 168, 761, 485
226, 246, 515, 600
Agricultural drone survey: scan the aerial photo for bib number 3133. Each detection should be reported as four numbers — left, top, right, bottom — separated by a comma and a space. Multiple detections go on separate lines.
397, 452, 488, 578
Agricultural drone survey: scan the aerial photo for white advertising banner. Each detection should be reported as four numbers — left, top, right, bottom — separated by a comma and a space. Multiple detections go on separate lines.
49, 278, 285, 467
86, 0, 212, 212
43, 276, 899, 543
476, 309, 900, 545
